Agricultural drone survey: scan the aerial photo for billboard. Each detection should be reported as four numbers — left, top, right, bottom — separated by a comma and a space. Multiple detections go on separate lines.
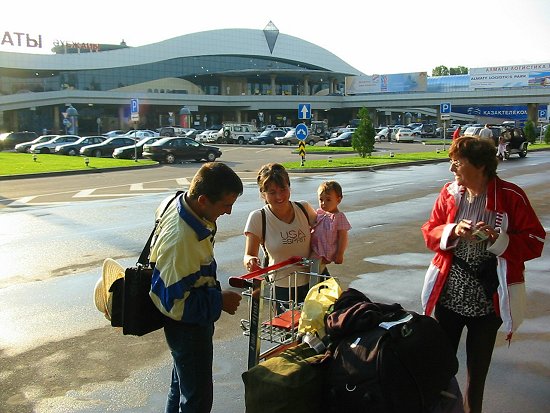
345, 72, 427, 95
453, 105, 548, 121
469, 63, 550, 89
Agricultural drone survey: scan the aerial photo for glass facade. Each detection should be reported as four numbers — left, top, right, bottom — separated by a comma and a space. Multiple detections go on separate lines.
0, 55, 336, 96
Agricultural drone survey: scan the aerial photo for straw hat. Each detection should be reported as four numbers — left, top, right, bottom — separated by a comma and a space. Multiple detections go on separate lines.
94, 258, 125, 320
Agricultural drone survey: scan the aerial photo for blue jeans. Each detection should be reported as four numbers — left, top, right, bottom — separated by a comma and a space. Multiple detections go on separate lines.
163, 320, 214, 413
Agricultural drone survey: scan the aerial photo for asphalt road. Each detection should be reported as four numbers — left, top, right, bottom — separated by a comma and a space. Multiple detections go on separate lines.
1, 148, 549, 413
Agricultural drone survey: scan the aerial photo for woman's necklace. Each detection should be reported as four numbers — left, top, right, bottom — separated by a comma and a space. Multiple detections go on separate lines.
268, 203, 294, 223
467, 192, 477, 204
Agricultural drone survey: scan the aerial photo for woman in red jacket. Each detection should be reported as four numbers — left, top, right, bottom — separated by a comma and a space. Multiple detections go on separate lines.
452, 125, 461, 139
421, 136, 545, 413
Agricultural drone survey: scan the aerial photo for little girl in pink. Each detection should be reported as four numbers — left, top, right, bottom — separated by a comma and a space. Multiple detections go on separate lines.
310, 181, 352, 274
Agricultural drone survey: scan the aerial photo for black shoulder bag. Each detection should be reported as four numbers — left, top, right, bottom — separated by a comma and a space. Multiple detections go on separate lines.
110, 191, 183, 336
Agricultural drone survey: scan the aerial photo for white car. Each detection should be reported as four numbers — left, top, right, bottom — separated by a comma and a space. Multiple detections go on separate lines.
394, 128, 420, 143
375, 127, 392, 142
195, 129, 221, 143
30, 135, 80, 153
118, 130, 159, 139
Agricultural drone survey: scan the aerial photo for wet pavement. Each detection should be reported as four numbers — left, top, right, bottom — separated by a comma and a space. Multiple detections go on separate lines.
1, 153, 549, 412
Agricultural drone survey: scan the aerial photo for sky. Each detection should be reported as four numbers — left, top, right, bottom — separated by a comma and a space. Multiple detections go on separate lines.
2, 0, 549, 75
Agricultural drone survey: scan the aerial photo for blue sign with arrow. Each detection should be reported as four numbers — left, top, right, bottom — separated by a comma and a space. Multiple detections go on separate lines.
298, 103, 311, 120
295, 123, 308, 141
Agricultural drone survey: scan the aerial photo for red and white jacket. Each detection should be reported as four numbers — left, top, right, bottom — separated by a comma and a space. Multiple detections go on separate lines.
421, 176, 546, 340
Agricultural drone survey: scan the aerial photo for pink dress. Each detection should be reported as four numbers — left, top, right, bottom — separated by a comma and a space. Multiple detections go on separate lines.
311, 209, 351, 263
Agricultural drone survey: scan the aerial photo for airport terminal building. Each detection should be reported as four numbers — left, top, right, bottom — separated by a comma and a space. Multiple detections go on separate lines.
1, 22, 548, 134
0, 23, 367, 134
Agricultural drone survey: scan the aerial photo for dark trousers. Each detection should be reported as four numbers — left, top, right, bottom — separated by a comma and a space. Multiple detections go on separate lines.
435, 304, 502, 413
163, 321, 214, 413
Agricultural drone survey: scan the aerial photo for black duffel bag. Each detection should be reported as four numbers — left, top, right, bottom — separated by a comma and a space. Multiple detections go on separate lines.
108, 192, 182, 336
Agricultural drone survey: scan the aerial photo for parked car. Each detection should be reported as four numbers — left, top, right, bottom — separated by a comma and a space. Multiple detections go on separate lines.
329, 127, 355, 139
0, 131, 38, 150
436, 124, 461, 139
80, 136, 138, 157
112, 136, 162, 159
102, 130, 126, 138
500, 126, 528, 158
274, 128, 320, 146
463, 125, 501, 144
158, 126, 189, 137
115, 130, 158, 139
30, 135, 80, 153
325, 131, 353, 147
185, 128, 203, 139
249, 129, 286, 145
394, 128, 421, 143
409, 123, 437, 139
195, 129, 222, 143
55, 136, 106, 155
375, 127, 392, 142
142, 137, 222, 164
220, 123, 257, 144
15, 135, 58, 153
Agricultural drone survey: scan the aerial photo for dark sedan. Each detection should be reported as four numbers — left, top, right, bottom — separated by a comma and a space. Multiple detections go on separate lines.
55, 136, 106, 155
324, 131, 353, 147
249, 129, 286, 145
112, 136, 161, 159
80, 136, 137, 157
142, 137, 222, 164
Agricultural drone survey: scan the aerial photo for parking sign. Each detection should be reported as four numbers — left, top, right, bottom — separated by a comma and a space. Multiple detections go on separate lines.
130, 98, 139, 122
440, 103, 451, 114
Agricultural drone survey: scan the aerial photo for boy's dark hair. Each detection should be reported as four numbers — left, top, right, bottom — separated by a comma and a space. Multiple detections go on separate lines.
188, 162, 243, 202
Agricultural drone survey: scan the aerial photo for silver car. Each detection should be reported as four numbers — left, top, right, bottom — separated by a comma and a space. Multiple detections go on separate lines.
30, 135, 80, 154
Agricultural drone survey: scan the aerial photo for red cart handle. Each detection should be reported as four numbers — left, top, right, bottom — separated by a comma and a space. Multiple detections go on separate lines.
229, 256, 305, 288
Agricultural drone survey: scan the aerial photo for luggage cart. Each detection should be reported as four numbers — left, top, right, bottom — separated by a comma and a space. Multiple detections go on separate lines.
229, 256, 326, 369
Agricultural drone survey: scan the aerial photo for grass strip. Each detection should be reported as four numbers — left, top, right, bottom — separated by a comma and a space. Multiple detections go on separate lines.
0, 153, 157, 176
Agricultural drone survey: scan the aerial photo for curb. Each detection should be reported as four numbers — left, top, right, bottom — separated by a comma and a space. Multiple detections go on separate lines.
0, 163, 160, 181
293, 158, 447, 173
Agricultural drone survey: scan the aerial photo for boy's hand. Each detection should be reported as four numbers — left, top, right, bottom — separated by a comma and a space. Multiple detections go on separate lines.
221, 290, 242, 315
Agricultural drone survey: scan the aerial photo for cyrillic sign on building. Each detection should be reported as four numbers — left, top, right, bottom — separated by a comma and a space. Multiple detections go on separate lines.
469, 63, 550, 89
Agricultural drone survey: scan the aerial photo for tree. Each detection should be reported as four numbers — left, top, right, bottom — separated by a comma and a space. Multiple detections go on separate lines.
544, 125, 550, 145
524, 120, 536, 144
432, 65, 468, 76
449, 66, 469, 75
432, 65, 449, 76
352, 107, 375, 158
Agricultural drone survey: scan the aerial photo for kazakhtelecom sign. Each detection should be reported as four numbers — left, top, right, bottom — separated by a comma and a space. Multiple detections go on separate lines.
453, 105, 548, 120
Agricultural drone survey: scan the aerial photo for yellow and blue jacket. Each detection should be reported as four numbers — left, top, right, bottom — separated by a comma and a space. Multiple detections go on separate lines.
149, 194, 222, 325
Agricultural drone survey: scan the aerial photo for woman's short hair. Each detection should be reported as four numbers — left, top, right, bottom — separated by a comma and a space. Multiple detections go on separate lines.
449, 136, 498, 178
257, 163, 290, 192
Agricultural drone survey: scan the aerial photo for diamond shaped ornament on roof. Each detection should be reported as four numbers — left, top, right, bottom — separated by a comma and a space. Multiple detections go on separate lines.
263, 21, 279, 54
